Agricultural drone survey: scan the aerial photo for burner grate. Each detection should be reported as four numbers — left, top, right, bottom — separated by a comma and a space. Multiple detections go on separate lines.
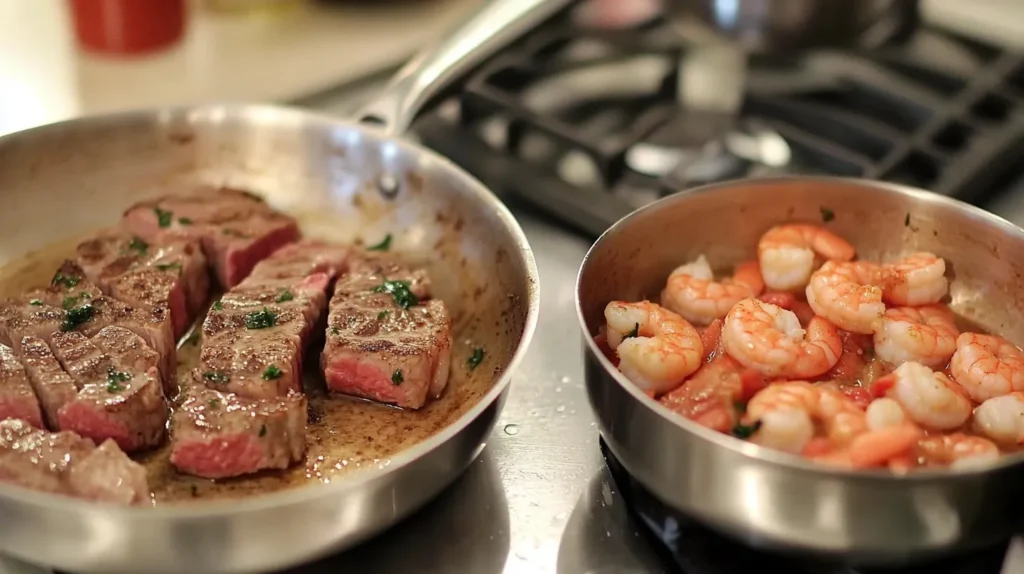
413, 9, 1024, 236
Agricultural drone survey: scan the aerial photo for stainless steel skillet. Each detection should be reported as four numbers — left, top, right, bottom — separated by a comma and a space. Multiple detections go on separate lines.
0, 1, 577, 573
576, 177, 1024, 565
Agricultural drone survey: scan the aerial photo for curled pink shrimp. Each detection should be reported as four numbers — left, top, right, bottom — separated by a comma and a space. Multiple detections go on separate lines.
949, 333, 1024, 403
722, 298, 842, 379
873, 305, 959, 369
757, 224, 855, 291
878, 252, 948, 306
661, 256, 764, 325
805, 260, 885, 335
604, 301, 704, 395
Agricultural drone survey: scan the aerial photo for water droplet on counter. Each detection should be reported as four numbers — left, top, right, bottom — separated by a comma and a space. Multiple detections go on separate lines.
504, 424, 520, 435
561, 375, 572, 383
556, 405, 566, 413
555, 511, 567, 520
555, 386, 562, 393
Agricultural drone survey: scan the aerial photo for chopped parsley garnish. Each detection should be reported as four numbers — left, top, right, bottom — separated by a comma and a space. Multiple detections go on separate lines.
202, 371, 230, 384
733, 401, 747, 415
262, 364, 283, 380
624, 323, 640, 339
245, 307, 277, 330
468, 347, 486, 370
329, 327, 340, 336
904, 213, 911, 227
155, 262, 182, 273
259, 424, 267, 437
178, 217, 193, 225
51, 272, 80, 289
29, 299, 42, 306
367, 234, 392, 252
377, 310, 389, 320
212, 300, 223, 311
820, 207, 835, 222
154, 207, 173, 228
127, 236, 149, 255
276, 289, 294, 303
391, 369, 404, 385
372, 279, 418, 310
731, 420, 762, 439
207, 398, 220, 409
106, 367, 132, 393
61, 292, 91, 310
60, 304, 95, 332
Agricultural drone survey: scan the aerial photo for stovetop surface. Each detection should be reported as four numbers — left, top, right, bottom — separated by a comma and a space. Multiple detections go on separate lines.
415, 5, 1024, 237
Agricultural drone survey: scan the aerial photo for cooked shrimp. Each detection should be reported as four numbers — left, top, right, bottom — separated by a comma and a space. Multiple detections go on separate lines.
865, 397, 910, 430
873, 361, 972, 431
805, 261, 885, 334
604, 301, 704, 395
722, 298, 842, 378
744, 382, 819, 453
915, 434, 1000, 470
878, 252, 948, 306
757, 224, 856, 291
873, 305, 958, 369
661, 255, 764, 325
745, 381, 874, 454
812, 425, 921, 469
974, 392, 1024, 445
949, 333, 1024, 403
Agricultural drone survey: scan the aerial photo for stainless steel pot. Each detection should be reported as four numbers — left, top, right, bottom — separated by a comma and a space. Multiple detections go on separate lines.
672, 0, 920, 52
0, 1, 578, 573
576, 177, 1024, 564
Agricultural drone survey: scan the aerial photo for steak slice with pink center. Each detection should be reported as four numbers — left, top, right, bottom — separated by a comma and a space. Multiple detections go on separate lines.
322, 256, 452, 409
0, 418, 148, 504
122, 188, 300, 289
199, 241, 348, 399
76, 231, 209, 339
18, 337, 78, 429
0, 347, 44, 429
169, 372, 307, 479
50, 327, 166, 452
0, 262, 176, 393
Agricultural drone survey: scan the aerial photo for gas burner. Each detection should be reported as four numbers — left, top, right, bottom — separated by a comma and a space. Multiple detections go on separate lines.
598, 439, 1012, 574
414, 6, 1024, 237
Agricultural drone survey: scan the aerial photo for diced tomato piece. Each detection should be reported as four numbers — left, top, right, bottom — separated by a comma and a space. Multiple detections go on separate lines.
839, 385, 872, 409
759, 291, 796, 309
802, 437, 833, 457
699, 319, 723, 362
869, 374, 896, 398
739, 370, 768, 402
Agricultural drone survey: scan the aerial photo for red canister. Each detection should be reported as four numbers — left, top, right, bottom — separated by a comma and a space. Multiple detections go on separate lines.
68, 0, 187, 55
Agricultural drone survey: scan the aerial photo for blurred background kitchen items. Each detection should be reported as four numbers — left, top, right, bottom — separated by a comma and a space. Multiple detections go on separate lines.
68, 0, 187, 55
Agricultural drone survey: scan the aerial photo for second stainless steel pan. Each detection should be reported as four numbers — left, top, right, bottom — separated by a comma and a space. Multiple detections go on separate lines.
0, 1, 577, 573
577, 177, 1024, 564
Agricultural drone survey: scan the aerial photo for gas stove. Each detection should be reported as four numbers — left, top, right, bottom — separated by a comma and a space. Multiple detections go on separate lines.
413, 5, 1024, 237
599, 439, 1015, 574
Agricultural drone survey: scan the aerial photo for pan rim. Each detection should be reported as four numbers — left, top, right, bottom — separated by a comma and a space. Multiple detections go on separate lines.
575, 174, 1024, 482
0, 103, 541, 515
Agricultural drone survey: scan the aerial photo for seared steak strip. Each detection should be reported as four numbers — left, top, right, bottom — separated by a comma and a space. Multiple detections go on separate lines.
0, 262, 175, 393
0, 418, 148, 504
199, 241, 348, 399
0, 347, 44, 429
122, 187, 300, 289
169, 371, 307, 479
322, 255, 452, 410
18, 337, 78, 430
46, 327, 166, 452
76, 231, 209, 340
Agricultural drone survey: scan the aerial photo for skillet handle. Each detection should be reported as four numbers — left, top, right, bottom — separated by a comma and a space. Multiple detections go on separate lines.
354, 0, 574, 137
